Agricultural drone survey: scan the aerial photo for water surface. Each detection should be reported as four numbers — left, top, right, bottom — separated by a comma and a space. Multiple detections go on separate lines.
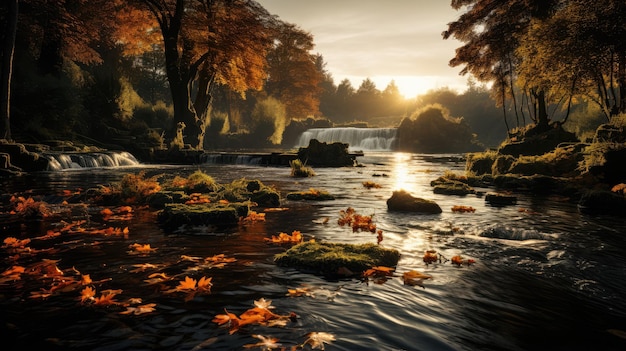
1, 152, 625, 351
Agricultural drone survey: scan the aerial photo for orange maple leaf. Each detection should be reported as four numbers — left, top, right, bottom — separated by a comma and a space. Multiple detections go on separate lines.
93, 291, 119, 306
176, 276, 197, 291
213, 308, 240, 326
80, 286, 96, 303
119, 303, 157, 315
197, 276, 212, 291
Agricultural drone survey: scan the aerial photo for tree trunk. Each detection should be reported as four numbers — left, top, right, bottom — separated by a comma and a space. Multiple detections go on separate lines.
535, 89, 550, 129
618, 50, 626, 114
1, 0, 18, 140
158, 1, 202, 149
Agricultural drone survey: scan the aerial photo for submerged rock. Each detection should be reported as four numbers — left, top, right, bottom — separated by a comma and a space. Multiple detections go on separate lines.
386, 190, 442, 214
485, 192, 517, 206
578, 190, 626, 215
274, 241, 400, 276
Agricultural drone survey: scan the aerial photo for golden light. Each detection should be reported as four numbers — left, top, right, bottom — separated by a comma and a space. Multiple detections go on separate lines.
391, 152, 414, 193
372, 76, 439, 99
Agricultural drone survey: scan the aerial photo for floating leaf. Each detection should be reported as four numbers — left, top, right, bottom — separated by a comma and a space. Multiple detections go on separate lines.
119, 303, 157, 315
301, 332, 336, 350
243, 334, 281, 350
402, 270, 433, 288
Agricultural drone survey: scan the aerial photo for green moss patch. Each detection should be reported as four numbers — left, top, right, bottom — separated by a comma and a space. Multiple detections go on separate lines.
274, 241, 400, 276
286, 188, 335, 201
157, 202, 249, 231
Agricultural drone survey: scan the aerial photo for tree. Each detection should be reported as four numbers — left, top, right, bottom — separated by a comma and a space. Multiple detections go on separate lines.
1, 0, 18, 140
443, 0, 559, 133
355, 78, 381, 120
334, 79, 356, 123
265, 22, 321, 119
138, 0, 276, 149
518, 0, 626, 119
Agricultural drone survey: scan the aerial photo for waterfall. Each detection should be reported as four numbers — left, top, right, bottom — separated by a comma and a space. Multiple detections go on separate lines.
44, 151, 140, 171
295, 127, 397, 151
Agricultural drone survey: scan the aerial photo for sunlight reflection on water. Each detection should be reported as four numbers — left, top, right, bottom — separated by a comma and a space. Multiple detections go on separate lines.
1, 152, 626, 351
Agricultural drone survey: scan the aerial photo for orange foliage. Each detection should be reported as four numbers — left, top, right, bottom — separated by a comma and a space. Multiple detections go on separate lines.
423, 250, 439, 265
451, 205, 476, 213
212, 298, 295, 335
127, 243, 156, 255
451, 255, 476, 267
185, 193, 211, 205
119, 303, 157, 315
402, 270, 433, 287
338, 207, 384, 244
240, 211, 266, 223
264, 230, 302, 244
362, 181, 382, 189
9, 196, 49, 217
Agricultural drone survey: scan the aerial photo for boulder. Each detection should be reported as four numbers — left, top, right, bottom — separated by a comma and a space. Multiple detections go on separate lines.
274, 241, 400, 277
386, 190, 442, 214
297, 139, 356, 167
485, 192, 517, 206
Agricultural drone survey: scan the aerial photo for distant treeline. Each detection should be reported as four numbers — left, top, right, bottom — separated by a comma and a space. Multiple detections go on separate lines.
0, 0, 609, 153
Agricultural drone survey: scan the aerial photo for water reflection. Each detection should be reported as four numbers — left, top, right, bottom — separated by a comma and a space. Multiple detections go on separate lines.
1, 153, 626, 351
391, 152, 413, 192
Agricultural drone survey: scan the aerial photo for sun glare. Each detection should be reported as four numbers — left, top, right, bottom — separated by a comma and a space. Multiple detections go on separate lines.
370, 76, 441, 99
392, 76, 436, 99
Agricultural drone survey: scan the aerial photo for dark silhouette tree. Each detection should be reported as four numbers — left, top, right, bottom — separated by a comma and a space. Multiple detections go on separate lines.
1, 0, 18, 140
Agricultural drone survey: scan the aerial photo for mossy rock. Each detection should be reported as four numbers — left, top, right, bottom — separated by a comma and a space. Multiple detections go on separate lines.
286, 189, 335, 201
274, 241, 400, 276
386, 190, 442, 213
146, 191, 190, 209
220, 179, 281, 207
157, 202, 249, 231
431, 179, 475, 196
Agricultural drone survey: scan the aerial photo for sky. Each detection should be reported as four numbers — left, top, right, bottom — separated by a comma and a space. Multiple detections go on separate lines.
256, 0, 469, 98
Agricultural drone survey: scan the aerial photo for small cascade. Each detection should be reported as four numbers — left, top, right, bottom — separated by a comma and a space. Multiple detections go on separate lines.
295, 127, 397, 151
44, 151, 140, 171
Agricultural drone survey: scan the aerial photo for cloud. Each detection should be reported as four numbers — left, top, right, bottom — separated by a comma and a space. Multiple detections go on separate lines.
257, 0, 468, 92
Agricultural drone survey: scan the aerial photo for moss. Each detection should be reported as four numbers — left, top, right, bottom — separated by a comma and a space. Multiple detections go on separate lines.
274, 241, 401, 276
157, 202, 249, 231
290, 159, 315, 177
286, 188, 335, 201
432, 182, 475, 196
185, 170, 219, 193
145, 191, 189, 209
217, 178, 280, 207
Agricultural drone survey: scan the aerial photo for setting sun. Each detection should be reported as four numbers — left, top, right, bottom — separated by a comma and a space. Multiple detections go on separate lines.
384, 76, 437, 99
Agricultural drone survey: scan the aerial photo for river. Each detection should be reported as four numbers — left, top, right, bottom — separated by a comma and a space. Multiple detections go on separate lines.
1, 151, 625, 351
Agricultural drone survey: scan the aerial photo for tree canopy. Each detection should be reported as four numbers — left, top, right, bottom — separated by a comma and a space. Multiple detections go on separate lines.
444, 0, 626, 134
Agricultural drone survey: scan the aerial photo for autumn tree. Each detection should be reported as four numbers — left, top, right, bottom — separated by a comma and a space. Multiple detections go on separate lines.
137, 0, 276, 149
264, 22, 321, 120
443, 0, 559, 134
518, 0, 626, 119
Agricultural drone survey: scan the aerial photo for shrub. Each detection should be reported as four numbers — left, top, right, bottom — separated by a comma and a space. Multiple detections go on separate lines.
251, 97, 287, 145
290, 159, 315, 177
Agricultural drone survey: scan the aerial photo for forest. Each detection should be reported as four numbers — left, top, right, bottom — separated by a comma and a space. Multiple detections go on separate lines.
0, 0, 623, 155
